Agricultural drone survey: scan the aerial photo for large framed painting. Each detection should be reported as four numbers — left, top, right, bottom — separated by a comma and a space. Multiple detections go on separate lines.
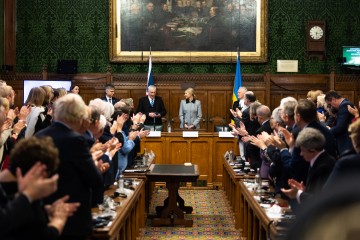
109, 0, 268, 63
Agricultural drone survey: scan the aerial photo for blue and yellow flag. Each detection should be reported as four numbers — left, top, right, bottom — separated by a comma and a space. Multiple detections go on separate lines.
232, 53, 242, 103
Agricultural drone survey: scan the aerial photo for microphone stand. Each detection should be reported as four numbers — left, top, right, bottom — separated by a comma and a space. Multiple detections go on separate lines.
153, 116, 156, 131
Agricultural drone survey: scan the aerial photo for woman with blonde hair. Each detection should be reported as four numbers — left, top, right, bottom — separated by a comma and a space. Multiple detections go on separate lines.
0, 97, 10, 113
307, 89, 323, 105
53, 88, 68, 101
25, 87, 46, 137
37, 85, 55, 131
179, 88, 202, 129
40, 85, 54, 107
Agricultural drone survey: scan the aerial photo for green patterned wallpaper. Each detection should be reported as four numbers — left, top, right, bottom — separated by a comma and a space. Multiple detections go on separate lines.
16, 0, 360, 74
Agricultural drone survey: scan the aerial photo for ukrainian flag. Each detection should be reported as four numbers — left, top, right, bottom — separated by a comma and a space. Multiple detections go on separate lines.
232, 53, 242, 103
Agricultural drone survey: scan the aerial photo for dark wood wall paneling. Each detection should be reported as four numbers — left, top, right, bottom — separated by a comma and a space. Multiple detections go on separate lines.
3, 70, 359, 132
3, 0, 16, 71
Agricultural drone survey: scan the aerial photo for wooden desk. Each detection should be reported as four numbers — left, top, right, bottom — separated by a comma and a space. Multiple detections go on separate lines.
92, 180, 145, 240
146, 164, 199, 227
141, 132, 239, 187
222, 157, 254, 229
123, 157, 155, 214
222, 159, 293, 240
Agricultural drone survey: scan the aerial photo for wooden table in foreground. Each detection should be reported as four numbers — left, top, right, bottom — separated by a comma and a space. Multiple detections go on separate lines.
222, 157, 255, 229
222, 158, 293, 240
146, 164, 199, 227
123, 157, 155, 214
141, 132, 239, 187
92, 180, 145, 240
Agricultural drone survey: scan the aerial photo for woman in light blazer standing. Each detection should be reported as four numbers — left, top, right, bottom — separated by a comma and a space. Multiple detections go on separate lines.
179, 88, 202, 129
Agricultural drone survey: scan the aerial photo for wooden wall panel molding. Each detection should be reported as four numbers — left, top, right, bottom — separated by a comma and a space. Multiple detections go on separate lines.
270, 74, 330, 92
335, 74, 360, 83
111, 73, 265, 90
3, 0, 16, 71
338, 91, 355, 101
1, 74, 42, 82
48, 73, 109, 104
5, 71, 360, 124
334, 75, 360, 95
1, 75, 40, 106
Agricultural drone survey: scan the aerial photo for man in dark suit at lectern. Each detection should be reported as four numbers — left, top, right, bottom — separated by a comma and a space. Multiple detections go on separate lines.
136, 85, 167, 131
101, 84, 119, 105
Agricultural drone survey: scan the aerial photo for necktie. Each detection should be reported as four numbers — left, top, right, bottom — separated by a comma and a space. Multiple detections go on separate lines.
108, 98, 112, 103
150, 99, 154, 107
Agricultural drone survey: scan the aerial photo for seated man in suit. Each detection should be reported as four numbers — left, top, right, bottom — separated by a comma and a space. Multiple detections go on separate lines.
281, 128, 335, 205
36, 94, 108, 240
101, 84, 119, 105
136, 85, 167, 131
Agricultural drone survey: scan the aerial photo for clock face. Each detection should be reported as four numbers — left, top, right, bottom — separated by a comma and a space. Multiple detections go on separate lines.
309, 26, 324, 40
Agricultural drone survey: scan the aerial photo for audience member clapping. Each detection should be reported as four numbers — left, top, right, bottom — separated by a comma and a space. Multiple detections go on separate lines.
35, 93, 104, 240
0, 136, 80, 239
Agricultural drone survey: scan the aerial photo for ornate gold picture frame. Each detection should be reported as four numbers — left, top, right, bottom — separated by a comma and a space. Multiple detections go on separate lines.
109, 0, 268, 63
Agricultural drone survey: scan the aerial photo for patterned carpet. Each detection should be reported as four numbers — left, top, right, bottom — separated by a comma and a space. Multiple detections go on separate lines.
140, 189, 242, 239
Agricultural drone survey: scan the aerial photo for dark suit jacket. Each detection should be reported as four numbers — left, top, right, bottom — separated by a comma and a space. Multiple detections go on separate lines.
0, 182, 59, 240
254, 120, 272, 136
330, 99, 354, 155
308, 121, 337, 158
299, 151, 335, 203
240, 107, 261, 136
267, 145, 291, 196
98, 124, 113, 144
83, 130, 114, 188
246, 120, 272, 169
101, 96, 119, 105
136, 96, 167, 125
241, 107, 250, 129
324, 153, 360, 188
231, 100, 240, 121
36, 122, 104, 237
280, 121, 337, 184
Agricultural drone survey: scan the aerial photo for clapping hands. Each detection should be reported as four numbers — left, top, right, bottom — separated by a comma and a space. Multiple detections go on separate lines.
281, 179, 305, 199
17, 162, 59, 202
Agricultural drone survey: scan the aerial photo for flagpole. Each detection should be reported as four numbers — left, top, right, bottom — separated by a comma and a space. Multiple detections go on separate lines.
146, 47, 154, 95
